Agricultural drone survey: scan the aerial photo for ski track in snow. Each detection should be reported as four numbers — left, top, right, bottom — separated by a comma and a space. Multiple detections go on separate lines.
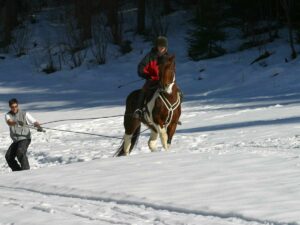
0, 185, 290, 225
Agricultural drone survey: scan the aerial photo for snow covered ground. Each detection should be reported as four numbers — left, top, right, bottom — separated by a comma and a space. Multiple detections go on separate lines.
1, 8, 300, 225
0, 152, 299, 225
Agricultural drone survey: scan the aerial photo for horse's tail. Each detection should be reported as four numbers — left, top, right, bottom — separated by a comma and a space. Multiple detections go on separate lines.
115, 125, 141, 157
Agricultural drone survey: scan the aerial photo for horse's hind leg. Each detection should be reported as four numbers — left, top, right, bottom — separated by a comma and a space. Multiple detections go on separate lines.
123, 133, 133, 156
148, 130, 158, 151
117, 89, 143, 157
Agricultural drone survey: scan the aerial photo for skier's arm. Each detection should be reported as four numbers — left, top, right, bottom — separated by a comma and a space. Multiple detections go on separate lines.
5, 114, 17, 126
26, 112, 40, 127
26, 112, 43, 131
138, 53, 151, 79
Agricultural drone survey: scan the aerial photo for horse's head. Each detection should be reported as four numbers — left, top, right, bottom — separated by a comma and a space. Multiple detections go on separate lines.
159, 55, 176, 94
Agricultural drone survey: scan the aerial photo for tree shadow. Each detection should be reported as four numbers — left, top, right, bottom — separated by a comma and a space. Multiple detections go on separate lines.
1, 61, 300, 113
177, 116, 300, 134
0, 77, 133, 111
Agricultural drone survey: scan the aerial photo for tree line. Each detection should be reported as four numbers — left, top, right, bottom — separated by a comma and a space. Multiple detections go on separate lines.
1, 0, 300, 64
0, 0, 172, 48
188, 0, 300, 60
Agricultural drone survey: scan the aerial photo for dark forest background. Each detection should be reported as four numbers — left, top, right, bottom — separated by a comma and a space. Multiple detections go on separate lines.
1, 0, 300, 67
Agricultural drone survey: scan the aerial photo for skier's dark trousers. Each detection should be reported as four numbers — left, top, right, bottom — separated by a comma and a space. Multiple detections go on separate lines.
5, 139, 31, 171
5, 98, 43, 172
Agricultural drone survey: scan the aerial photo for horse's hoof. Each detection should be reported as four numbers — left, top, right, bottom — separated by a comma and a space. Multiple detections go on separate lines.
148, 140, 157, 152
162, 144, 170, 151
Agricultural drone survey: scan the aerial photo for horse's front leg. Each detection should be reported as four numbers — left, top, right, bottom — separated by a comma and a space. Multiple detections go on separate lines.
167, 122, 178, 149
158, 126, 169, 150
148, 129, 158, 151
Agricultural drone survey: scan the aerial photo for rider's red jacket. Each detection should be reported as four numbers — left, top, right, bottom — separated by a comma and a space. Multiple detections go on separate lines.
138, 48, 168, 81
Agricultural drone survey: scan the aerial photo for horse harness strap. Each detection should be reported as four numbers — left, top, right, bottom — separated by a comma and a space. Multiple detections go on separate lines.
158, 92, 181, 128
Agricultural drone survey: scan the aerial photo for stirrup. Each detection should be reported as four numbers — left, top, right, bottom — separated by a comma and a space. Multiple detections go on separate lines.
133, 109, 144, 119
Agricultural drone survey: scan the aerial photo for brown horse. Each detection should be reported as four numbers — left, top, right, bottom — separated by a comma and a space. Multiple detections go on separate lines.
115, 55, 181, 156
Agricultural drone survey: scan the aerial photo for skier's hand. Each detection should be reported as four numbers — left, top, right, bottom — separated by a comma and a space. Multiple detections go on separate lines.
37, 126, 44, 132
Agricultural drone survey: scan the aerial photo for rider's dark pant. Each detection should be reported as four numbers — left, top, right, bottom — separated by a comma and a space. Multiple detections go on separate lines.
137, 80, 159, 109
136, 90, 146, 109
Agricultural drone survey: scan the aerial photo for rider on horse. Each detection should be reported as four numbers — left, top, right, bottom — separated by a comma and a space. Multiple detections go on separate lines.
134, 36, 169, 119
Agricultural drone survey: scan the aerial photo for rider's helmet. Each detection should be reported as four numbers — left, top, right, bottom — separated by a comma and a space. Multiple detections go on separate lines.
156, 36, 168, 48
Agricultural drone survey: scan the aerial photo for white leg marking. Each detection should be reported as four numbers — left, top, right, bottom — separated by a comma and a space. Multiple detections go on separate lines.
124, 134, 133, 156
159, 127, 169, 150
148, 130, 158, 152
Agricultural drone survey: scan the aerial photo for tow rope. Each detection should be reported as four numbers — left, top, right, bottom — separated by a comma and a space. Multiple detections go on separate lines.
27, 125, 150, 140
41, 115, 124, 125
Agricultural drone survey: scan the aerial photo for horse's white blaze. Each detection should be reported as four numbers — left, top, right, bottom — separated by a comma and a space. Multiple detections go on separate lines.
124, 134, 133, 155
165, 82, 174, 94
164, 74, 175, 94
148, 130, 158, 151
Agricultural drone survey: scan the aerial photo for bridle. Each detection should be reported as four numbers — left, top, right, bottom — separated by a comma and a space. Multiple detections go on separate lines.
159, 63, 176, 94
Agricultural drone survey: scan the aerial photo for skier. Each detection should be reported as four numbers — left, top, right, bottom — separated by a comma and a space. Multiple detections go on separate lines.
5, 98, 43, 171
134, 36, 169, 119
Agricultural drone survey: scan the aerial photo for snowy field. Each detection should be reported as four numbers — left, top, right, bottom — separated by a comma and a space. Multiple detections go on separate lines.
1, 9, 300, 225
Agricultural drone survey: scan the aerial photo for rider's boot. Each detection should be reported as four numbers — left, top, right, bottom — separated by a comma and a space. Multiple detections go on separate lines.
133, 91, 146, 119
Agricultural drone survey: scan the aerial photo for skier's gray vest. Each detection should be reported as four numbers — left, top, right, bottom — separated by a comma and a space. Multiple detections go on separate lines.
7, 110, 31, 142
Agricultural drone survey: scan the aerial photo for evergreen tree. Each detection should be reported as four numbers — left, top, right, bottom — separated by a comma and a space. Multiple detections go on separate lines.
188, 0, 226, 60
1, 0, 18, 47
137, 0, 146, 34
